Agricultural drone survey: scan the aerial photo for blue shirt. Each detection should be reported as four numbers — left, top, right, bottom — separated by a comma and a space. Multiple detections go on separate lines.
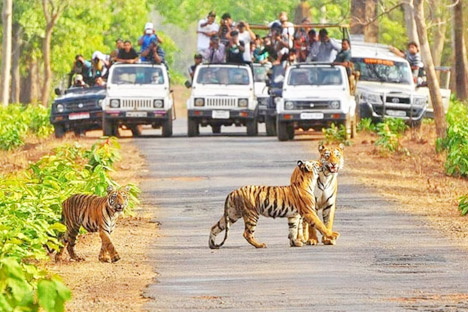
139, 34, 158, 53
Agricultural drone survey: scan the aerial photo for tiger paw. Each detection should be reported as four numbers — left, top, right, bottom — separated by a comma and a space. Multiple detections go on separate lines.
255, 243, 267, 248
290, 239, 304, 247
322, 238, 336, 245
325, 231, 340, 241
306, 239, 319, 246
111, 254, 121, 263
99, 254, 111, 263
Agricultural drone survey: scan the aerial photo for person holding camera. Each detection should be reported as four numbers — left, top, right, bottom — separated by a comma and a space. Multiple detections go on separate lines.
141, 38, 166, 65
219, 13, 234, 46
202, 35, 225, 63
226, 30, 245, 64
69, 54, 93, 87
197, 11, 219, 53
139, 22, 163, 61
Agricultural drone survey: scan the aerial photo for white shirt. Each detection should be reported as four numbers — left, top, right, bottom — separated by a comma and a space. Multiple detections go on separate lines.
268, 20, 295, 48
239, 31, 252, 62
197, 19, 220, 52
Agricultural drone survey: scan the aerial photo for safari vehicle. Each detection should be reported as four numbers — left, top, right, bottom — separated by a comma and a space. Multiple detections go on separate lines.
50, 86, 106, 138
103, 63, 173, 137
351, 42, 429, 124
186, 63, 257, 136
276, 63, 357, 141
253, 63, 275, 135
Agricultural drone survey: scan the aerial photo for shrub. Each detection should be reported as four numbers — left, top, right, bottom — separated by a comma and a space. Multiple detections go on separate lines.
459, 194, 468, 216
0, 137, 139, 310
357, 118, 376, 132
322, 123, 351, 145
436, 99, 468, 176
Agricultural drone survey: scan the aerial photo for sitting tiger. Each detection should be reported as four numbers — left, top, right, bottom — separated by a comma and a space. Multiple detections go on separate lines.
291, 144, 344, 246
209, 160, 340, 249
55, 185, 130, 263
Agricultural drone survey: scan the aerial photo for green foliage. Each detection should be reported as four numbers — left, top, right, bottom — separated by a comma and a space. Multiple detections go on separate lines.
322, 123, 350, 145
0, 137, 140, 310
436, 99, 468, 176
0, 105, 53, 151
459, 194, 468, 216
357, 118, 376, 132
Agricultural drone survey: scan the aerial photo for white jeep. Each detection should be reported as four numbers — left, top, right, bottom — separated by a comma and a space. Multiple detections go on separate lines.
276, 63, 357, 141
351, 42, 429, 124
103, 63, 173, 137
186, 64, 257, 136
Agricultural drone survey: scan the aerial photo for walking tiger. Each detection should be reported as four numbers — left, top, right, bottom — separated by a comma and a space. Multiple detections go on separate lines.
209, 160, 340, 249
55, 185, 130, 263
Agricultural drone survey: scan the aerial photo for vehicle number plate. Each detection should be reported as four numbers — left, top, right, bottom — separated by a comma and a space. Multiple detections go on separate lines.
386, 110, 406, 117
212, 110, 230, 119
300, 113, 323, 120
126, 111, 148, 117
69, 112, 90, 120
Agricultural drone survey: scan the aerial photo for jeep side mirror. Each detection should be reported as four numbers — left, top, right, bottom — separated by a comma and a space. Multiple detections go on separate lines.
184, 80, 192, 88
54, 88, 63, 96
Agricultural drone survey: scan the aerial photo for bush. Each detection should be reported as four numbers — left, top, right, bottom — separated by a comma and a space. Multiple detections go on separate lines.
0, 105, 53, 151
322, 123, 350, 145
357, 118, 375, 132
0, 137, 139, 310
357, 118, 409, 154
459, 194, 468, 216
436, 99, 468, 176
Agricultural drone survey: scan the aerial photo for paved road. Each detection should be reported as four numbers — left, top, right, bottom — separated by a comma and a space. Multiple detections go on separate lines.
136, 119, 468, 311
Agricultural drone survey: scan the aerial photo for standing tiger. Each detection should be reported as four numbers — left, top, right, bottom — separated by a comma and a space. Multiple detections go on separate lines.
209, 160, 340, 249
291, 144, 344, 246
55, 185, 130, 263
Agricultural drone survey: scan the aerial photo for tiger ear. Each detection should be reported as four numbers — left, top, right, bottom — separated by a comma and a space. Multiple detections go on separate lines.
297, 160, 303, 167
318, 144, 325, 153
107, 185, 114, 194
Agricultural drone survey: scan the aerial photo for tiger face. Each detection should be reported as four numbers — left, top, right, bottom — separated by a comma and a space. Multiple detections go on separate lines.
318, 144, 344, 173
106, 185, 130, 213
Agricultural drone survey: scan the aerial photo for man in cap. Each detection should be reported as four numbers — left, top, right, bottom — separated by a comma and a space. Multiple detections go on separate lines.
237, 21, 256, 64
219, 13, 234, 46
197, 11, 219, 53
139, 22, 163, 60
189, 53, 203, 81
202, 35, 225, 63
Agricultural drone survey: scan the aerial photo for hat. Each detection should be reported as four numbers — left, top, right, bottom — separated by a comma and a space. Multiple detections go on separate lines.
75, 74, 83, 82
145, 22, 154, 34
194, 53, 203, 59
92, 51, 105, 60
208, 10, 216, 17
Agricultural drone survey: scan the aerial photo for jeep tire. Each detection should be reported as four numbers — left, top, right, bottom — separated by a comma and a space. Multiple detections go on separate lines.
265, 116, 277, 136
277, 119, 290, 141
54, 125, 66, 138
162, 109, 173, 137
187, 117, 199, 137
246, 118, 258, 136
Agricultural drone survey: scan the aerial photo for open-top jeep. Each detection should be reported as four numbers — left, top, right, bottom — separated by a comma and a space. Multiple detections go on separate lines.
253, 63, 275, 135
276, 63, 357, 141
50, 86, 106, 138
103, 63, 174, 137
186, 63, 257, 136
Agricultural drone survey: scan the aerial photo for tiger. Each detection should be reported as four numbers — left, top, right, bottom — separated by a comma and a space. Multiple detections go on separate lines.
291, 144, 344, 246
209, 160, 340, 249
55, 185, 130, 263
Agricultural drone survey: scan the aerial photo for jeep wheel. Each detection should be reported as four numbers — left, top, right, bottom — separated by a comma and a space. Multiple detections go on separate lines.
54, 125, 65, 138
130, 125, 143, 137
162, 110, 173, 137
187, 117, 199, 137
246, 118, 258, 136
277, 120, 290, 141
103, 118, 115, 137
287, 126, 295, 140
265, 116, 277, 136
212, 125, 221, 134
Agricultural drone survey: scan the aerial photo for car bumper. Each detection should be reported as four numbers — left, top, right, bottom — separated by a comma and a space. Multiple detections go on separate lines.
104, 110, 171, 123
188, 109, 256, 120
50, 111, 103, 126
360, 101, 426, 121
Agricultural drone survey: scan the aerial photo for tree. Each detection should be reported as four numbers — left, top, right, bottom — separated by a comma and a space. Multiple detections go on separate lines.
41, 0, 71, 106
452, 0, 468, 100
402, 0, 419, 45
414, 0, 446, 138
350, 0, 378, 42
1, 0, 13, 106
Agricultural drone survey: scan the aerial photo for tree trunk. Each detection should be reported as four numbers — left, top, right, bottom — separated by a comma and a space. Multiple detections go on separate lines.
350, 0, 366, 38
28, 58, 39, 105
452, 0, 468, 100
41, 24, 53, 106
414, 0, 446, 138
364, 0, 378, 43
1, 0, 13, 106
11, 23, 22, 104
403, 1, 419, 45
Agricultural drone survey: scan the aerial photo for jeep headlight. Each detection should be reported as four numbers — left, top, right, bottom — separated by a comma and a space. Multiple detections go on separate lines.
56, 104, 64, 113
363, 92, 382, 104
330, 101, 340, 109
414, 96, 427, 106
285, 101, 294, 110
238, 98, 248, 108
194, 98, 205, 107
110, 99, 120, 108
154, 99, 164, 108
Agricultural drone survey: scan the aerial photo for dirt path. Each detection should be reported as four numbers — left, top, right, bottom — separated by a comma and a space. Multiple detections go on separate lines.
136, 120, 468, 311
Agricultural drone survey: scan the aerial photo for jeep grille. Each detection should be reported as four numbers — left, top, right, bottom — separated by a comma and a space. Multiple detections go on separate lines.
205, 97, 237, 108
121, 99, 153, 109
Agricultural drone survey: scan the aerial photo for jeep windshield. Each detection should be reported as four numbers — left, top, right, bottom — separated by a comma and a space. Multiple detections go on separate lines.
287, 67, 343, 86
353, 57, 412, 84
111, 66, 165, 85
196, 67, 250, 85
